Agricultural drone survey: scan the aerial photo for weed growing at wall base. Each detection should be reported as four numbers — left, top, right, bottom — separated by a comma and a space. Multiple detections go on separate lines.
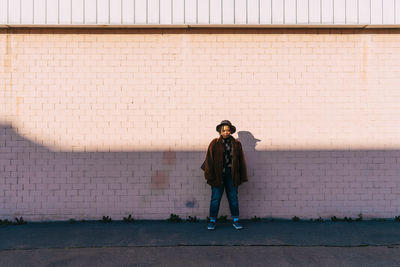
217, 215, 228, 223
205, 215, 240, 223
123, 214, 135, 222
292, 216, 300, 222
0, 217, 27, 225
0, 219, 13, 225
309, 217, 324, 222
330, 215, 362, 222
186, 216, 199, 223
168, 214, 182, 223
100, 216, 112, 223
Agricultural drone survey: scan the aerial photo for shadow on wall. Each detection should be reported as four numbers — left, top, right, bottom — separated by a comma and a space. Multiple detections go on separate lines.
1, 123, 400, 221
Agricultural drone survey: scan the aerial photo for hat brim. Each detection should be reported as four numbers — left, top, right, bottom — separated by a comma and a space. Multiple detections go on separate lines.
216, 124, 236, 134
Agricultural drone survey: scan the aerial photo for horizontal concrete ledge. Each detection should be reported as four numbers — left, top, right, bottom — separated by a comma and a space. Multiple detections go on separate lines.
1, 24, 400, 29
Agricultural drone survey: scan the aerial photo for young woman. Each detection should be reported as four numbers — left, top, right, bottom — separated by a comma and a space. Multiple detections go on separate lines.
204, 120, 248, 230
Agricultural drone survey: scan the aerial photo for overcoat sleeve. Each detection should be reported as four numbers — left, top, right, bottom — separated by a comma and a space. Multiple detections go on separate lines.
204, 139, 216, 182
238, 142, 248, 183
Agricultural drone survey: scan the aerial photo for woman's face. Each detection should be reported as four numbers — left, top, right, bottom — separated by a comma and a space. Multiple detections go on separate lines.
220, 125, 231, 138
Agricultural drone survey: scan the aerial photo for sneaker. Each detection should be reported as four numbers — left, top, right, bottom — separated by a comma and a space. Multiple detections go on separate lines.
207, 221, 216, 230
232, 220, 243, 230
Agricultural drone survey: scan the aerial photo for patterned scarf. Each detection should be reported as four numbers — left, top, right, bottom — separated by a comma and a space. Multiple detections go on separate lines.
222, 137, 232, 173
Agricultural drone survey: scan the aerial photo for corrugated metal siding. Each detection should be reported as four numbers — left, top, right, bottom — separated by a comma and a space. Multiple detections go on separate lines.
0, 0, 399, 27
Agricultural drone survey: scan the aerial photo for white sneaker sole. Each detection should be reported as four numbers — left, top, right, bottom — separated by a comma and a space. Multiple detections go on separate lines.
233, 224, 243, 230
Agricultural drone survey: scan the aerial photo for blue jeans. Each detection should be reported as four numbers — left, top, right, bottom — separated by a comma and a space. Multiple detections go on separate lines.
209, 168, 239, 220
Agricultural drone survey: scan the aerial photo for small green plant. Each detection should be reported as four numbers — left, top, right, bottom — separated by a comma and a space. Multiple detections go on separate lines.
251, 216, 261, 222
186, 216, 199, 223
100, 216, 112, 223
123, 214, 135, 223
0, 219, 13, 225
14, 217, 27, 225
80, 219, 87, 223
309, 217, 323, 222
372, 218, 386, 221
217, 215, 228, 223
168, 214, 182, 223
292, 216, 300, 222
330, 216, 357, 222
69, 219, 76, 224
356, 213, 363, 222
343, 216, 353, 222
395, 216, 400, 222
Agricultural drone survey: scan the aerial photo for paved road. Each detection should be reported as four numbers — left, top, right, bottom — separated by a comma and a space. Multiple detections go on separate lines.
1, 246, 400, 267
2, 220, 400, 266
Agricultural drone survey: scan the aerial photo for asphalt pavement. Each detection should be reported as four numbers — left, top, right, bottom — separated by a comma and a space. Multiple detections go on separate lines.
1, 219, 400, 266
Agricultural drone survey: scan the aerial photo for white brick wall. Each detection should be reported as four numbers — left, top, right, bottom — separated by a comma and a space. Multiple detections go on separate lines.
1, 28, 400, 221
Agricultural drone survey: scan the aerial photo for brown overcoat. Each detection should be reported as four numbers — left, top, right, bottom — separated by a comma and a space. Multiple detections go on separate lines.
204, 135, 248, 187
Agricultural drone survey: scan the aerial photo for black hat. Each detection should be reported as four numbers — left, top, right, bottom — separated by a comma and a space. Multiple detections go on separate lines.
216, 120, 236, 134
